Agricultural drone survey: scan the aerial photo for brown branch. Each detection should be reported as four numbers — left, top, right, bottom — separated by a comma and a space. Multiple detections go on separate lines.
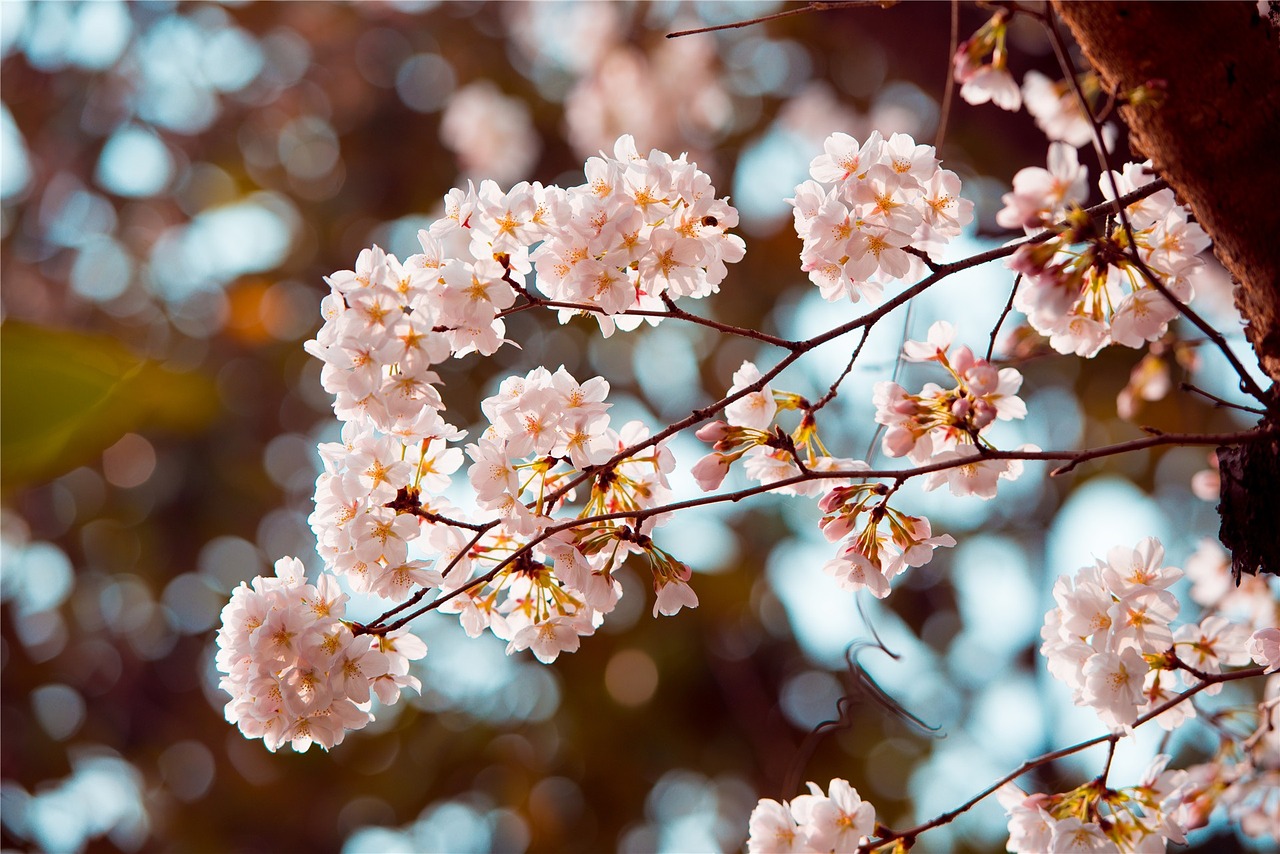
497, 294, 798, 350
354, 424, 1275, 636
1054, 1, 1280, 382
810, 327, 871, 412
862, 664, 1269, 851
986, 273, 1022, 362
1039, 8, 1269, 405
354, 179, 1181, 637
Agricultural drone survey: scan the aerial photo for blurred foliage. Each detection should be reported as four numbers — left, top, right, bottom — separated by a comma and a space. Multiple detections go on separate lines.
0, 2, 1263, 853
0, 322, 216, 492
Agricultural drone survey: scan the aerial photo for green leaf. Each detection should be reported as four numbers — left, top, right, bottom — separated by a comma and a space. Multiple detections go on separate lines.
1, 321, 218, 491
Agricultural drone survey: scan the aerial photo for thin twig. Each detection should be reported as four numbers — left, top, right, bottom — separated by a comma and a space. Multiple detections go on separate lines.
861, 665, 1268, 850
903, 245, 941, 272
1131, 260, 1270, 405
810, 327, 871, 412
352, 526, 491, 634
665, 1, 893, 40
1039, 9, 1270, 406
1180, 382, 1267, 415
986, 272, 1021, 362
1096, 737, 1118, 787
496, 294, 798, 350
355, 421, 1275, 636
355, 180, 1183, 637
935, 0, 960, 151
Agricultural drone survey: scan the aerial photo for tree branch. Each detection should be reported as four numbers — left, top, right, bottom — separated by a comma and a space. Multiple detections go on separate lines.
1054, 1, 1280, 381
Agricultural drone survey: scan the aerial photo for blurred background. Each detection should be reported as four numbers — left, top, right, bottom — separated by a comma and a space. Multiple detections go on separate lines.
1, 2, 1271, 852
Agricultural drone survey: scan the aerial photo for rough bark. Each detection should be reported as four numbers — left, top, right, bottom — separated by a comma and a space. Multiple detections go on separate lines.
1055, 1, 1280, 382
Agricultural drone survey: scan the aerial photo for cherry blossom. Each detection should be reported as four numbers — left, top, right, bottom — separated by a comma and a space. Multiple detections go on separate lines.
790, 131, 971, 303
953, 12, 1021, 111
1009, 159, 1210, 357
920, 445, 1030, 500
747, 779, 877, 854
1173, 615, 1253, 689
746, 799, 806, 854
996, 143, 1088, 233
874, 322, 1027, 472
531, 134, 744, 332
1247, 628, 1280, 673
791, 779, 876, 853
724, 360, 778, 431
1082, 647, 1148, 729
818, 485, 954, 598
209, 88, 1279, 854
1041, 540, 1182, 726
215, 556, 418, 753
999, 757, 1194, 854
1021, 70, 1097, 148
1184, 538, 1278, 629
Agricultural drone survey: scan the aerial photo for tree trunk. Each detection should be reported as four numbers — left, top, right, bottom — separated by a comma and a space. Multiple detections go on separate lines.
1054, 1, 1280, 383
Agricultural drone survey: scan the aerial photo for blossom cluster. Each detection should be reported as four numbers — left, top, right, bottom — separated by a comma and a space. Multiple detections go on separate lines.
999, 756, 1192, 853
1019, 539, 1280, 850
996, 142, 1087, 234
954, 12, 1102, 149
747, 779, 876, 854
215, 557, 426, 752
817, 485, 955, 599
689, 358, 958, 599
1002, 699, 1280, 853
216, 137, 736, 751
1040, 538, 1254, 730
1021, 70, 1100, 148
691, 360, 856, 496
789, 131, 973, 303
1184, 538, 1280, 634
185, 8, 1280, 851
531, 134, 745, 334
1177, 742, 1280, 843
309, 422, 457, 602
441, 368, 688, 662
873, 321, 1031, 498
1006, 156, 1211, 357
953, 10, 1020, 111
953, 13, 1199, 359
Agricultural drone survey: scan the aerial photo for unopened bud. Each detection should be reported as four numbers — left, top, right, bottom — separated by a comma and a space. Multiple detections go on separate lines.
691, 452, 732, 492
820, 514, 856, 543
972, 400, 996, 430
818, 485, 854, 513
695, 420, 731, 444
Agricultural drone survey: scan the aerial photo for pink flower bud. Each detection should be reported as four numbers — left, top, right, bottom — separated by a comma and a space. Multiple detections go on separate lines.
818, 486, 852, 513
972, 399, 996, 430
695, 420, 731, 444
691, 453, 732, 492
951, 345, 976, 375
820, 514, 855, 543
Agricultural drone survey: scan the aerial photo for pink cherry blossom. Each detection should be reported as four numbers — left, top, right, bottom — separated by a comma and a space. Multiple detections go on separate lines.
1248, 628, 1280, 673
